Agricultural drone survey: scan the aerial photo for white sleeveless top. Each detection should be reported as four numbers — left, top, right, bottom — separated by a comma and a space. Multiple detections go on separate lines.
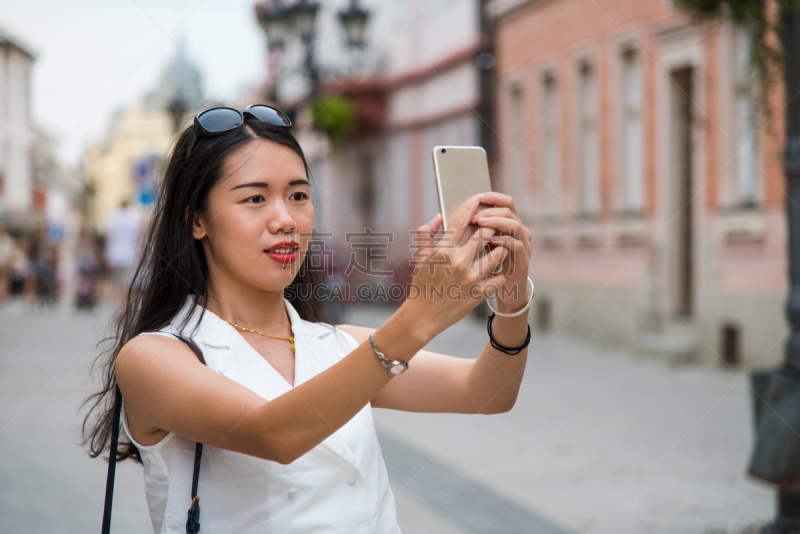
121, 298, 401, 533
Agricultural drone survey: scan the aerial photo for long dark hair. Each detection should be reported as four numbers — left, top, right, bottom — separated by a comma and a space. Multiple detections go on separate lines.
82, 117, 328, 463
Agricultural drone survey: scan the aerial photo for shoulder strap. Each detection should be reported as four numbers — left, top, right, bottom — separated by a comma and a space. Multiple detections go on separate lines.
186, 441, 203, 534
101, 387, 122, 534
101, 334, 206, 534
174, 335, 204, 534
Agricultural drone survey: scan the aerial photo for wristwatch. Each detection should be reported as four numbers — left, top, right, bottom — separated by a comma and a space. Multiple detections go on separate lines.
369, 333, 409, 376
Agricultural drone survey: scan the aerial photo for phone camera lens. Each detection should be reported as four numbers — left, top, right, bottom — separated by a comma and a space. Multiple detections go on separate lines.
441, 148, 446, 154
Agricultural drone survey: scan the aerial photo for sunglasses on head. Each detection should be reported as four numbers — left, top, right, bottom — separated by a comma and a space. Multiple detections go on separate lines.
193, 104, 292, 136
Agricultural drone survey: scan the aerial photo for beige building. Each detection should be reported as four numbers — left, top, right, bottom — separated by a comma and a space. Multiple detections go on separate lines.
85, 48, 204, 229
85, 100, 174, 228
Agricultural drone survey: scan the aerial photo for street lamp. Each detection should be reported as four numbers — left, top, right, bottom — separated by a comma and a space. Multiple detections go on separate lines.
256, 0, 289, 50
255, 0, 371, 101
747, 5, 800, 534
289, 0, 320, 44
338, 0, 370, 48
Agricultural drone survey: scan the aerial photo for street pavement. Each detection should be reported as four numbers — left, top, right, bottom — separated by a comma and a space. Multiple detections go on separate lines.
0, 298, 775, 533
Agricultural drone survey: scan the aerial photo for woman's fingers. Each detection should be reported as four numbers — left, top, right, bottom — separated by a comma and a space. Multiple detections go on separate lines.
465, 226, 497, 265
476, 192, 518, 215
484, 234, 531, 279
471, 206, 515, 223
475, 215, 529, 244
476, 241, 508, 279
444, 195, 481, 247
415, 213, 442, 258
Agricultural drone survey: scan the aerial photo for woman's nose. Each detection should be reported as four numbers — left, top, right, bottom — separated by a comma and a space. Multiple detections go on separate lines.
268, 200, 297, 234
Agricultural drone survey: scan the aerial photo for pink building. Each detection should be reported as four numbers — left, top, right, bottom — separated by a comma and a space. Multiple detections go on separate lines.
491, 0, 788, 368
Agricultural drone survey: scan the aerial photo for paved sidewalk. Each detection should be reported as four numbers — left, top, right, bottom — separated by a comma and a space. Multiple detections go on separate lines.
340, 303, 774, 534
0, 299, 776, 533
0, 300, 153, 533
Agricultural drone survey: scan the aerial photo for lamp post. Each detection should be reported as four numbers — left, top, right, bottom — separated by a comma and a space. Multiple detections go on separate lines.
747, 4, 800, 533
256, 0, 288, 50
338, 0, 369, 49
255, 0, 370, 103
292, 0, 321, 98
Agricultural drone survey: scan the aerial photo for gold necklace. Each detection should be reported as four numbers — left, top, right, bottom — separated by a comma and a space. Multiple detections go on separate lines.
227, 321, 295, 352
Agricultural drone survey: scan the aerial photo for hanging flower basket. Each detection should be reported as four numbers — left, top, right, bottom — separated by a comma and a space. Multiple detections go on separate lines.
309, 95, 356, 142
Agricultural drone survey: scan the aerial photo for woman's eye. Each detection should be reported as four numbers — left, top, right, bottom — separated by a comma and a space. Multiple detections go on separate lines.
245, 195, 265, 204
290, 192, 309, 201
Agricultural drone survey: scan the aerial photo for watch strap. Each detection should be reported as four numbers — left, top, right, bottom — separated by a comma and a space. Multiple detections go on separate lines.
369, 332, 409, 375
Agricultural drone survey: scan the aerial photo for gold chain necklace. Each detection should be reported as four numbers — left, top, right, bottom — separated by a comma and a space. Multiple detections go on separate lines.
227, 321, 295, 352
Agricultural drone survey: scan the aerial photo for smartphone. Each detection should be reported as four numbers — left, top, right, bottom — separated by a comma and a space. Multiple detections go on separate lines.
432, 146, 502, 272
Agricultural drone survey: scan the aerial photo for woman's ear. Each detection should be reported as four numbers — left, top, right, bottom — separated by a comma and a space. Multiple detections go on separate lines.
191, 211, 207, 240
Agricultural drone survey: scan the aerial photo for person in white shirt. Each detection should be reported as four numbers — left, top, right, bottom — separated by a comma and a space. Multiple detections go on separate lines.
103, 199, 142, 305
83, 105, 532, 533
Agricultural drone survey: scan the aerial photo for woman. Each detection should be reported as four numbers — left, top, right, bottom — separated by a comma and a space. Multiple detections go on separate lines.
83, 105, 533, 533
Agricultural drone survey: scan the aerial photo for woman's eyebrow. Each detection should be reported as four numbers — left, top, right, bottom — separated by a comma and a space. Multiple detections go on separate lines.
230, 179, 309, 191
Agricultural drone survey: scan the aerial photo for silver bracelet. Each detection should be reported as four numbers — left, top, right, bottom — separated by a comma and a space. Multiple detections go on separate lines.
369, 332, 409, 376
486, 276, 535, 318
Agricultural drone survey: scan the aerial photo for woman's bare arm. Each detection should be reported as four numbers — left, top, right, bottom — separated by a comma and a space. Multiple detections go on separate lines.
116, 304, 429, 465
117, 196, 509, 464
338, 310, 529, 415
351, 191, 533, 415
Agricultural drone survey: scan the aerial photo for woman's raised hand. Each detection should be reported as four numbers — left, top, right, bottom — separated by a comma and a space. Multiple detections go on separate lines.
400, 195, 510, 339
471, 192, 532, 314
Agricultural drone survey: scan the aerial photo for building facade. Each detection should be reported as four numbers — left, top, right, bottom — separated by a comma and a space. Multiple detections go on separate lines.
0, 26, 83, 244
262, 0, 490, 288
491, 0, 787, 368
85, 48, 204, 230
0, 27, 36, 232
330, 0, 487, 285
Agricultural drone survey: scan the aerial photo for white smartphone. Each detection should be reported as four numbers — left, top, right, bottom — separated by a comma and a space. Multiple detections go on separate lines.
432, 146, 502, 272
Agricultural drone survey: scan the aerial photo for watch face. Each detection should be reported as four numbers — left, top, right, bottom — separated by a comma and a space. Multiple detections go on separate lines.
388, 361, 407, 375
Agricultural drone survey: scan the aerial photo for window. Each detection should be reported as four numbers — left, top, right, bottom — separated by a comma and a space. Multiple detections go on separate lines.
389, 133, 410, 228
422, 125, 440, 220
621, 48, 644, 213
507, 80, 528, 215
577, 61, 599, 215
443, 117, 460, 147
733, 28, 758, 206
541, 71, 562, 217
358, 152, 375, 224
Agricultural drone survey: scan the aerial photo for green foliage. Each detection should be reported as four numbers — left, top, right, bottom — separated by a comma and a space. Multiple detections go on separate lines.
309, 95, 356, 142
676, 0, 789, 123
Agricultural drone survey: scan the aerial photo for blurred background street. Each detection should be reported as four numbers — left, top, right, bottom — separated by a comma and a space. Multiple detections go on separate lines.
0, 300, 775, 533
2, 0, 800, 531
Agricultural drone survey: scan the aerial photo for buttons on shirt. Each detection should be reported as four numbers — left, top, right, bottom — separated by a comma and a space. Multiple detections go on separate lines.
287, 486, 298, 498
346, 476, 357, 486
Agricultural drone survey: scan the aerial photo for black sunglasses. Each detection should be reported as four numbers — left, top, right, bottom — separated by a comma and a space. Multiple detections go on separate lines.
193, 104, 292, 135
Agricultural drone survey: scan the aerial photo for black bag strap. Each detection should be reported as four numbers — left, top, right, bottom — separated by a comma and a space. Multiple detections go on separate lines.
102, 333, 206, 534
178, 334, 205, 534
101, 386, 122, 533
186, 441, 203, 534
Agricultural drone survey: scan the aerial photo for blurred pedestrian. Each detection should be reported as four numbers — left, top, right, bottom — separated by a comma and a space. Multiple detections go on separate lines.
75, 229, 100, 311
103, 199, 142, 306
8, 240, 27, 297
37, 241, 59, 307
83, 105, 533, 533
0, 228, 15, 303
22, 230, 60, 310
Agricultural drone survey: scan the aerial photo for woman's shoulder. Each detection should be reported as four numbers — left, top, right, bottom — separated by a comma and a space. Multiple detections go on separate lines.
115, 332, 203, 398
118, 331, 193, 362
